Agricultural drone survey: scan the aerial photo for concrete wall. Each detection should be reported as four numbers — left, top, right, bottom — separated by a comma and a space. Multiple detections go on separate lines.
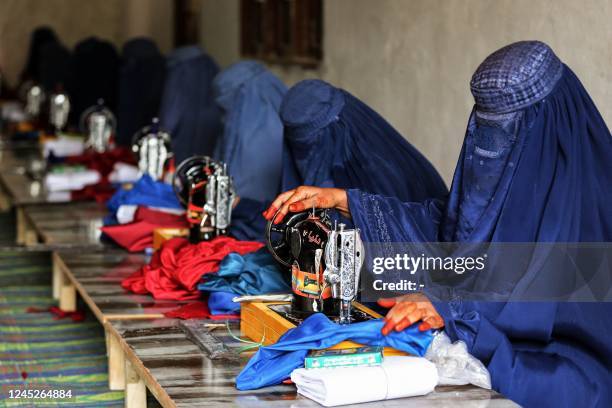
200, 0, 612, 184
0, 0, 174, 87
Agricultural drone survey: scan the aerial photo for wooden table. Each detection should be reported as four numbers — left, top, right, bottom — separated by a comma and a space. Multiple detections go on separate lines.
20, 201, 108, 246
105, 318, 517, 408
0, 146, 44, 212
52, 250, 189, 320
52, 250, 190, 392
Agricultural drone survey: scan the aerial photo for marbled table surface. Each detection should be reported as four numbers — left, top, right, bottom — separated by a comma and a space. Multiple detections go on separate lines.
109, 318, 517, 408
24, 201, 108, 247
56, 250, 190, 321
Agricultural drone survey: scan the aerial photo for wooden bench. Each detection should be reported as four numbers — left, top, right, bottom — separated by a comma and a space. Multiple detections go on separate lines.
20, 201, 108, 247
52, 250, 190, 392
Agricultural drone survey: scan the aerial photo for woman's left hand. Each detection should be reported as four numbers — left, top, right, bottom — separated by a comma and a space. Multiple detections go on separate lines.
377, 293, 444, 335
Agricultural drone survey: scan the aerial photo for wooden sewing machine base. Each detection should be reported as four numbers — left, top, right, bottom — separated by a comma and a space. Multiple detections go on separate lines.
240, 301, 408, 356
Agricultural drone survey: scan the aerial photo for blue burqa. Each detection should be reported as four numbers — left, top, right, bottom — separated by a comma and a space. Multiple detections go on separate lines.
347, 42, 612, 407
19, 26, 58, 85
158, 46, 222, 163
69, 37, 119, 124
213, 60, 286, 202
116, 38, 166, 146
280, 79, 448, 203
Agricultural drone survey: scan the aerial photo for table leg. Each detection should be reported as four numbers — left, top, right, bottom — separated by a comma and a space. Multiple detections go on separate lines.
125, 359, 147, 408
58, 276, 76, 311
107, 328, 126, 391
16, 207, 25, 244
52, 257, 63, 300
0, 185, 10, 212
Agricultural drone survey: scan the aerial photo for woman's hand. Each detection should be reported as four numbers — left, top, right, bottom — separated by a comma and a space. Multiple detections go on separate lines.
262, 186, 350, 223
377, 293, 444, 335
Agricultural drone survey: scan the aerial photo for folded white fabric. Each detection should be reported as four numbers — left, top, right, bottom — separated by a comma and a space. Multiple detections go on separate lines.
291, 356, 438, 406
116, 205, 139, 224
108, 162, 141, 184
43, 136, 85, 158
44, 169, 101, 192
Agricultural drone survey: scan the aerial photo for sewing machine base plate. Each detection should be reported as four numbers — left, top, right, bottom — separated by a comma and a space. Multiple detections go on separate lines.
240, 301, 408, 356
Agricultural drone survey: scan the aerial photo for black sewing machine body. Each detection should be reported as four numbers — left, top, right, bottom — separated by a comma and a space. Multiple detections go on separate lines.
80, 99, 116, 153
173, 155, 235, 243
266, 209, 364, 324
131, 118, 173, 181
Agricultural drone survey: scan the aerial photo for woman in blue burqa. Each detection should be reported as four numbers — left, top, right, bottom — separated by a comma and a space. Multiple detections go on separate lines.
211, 61, 287, 241
116, 38, 166, 146
158, 45, 222, 163
234, 73, 446, 239
268, 78, 447, 223
264, 41, 612, 407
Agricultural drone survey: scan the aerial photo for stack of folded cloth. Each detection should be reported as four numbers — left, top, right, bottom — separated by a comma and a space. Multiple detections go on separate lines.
65, 147, 137, 202
291, 356, 438, 406
44, 166, 101, 192
42, 135, 85, 158
236, 313, 434, 390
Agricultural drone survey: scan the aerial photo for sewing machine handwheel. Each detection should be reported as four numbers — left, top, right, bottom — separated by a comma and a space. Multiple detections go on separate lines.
172, 156, 215, 206
265, 208, 328, 268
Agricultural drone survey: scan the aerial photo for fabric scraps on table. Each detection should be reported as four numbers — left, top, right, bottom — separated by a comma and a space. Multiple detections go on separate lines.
236, 313, 433, 390
163, 300, 240, 320
121, 236, 263, 300
101, 206, 187, 252
207, 291, 241, 315
197, 249, 290, 296
106, 174, 182, 218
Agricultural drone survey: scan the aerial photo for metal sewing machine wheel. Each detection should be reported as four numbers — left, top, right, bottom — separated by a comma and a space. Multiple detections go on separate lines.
131, 118, 172, 181
173, 155, 235, 243
49, 90, 70, 135
79, 99, 116, 153
265, 208, 365, 323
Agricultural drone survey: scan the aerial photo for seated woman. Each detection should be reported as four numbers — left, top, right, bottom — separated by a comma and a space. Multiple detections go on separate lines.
212, 61, 287, 241
213, 60, 286, 203
278, 79, 448, 212
158, 45, 222, 163
69, 37, 119, 124
116, 38, 166, 146
265, 41, 612, 407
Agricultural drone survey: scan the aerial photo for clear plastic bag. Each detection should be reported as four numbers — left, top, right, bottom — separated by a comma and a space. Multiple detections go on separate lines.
425, 331, 492, 389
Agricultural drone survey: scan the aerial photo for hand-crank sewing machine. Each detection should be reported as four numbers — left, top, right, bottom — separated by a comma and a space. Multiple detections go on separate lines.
80, 99, 116, 153
131, 118, 173, 181
241, 208, 404, 354
173, 155, 235, 243
49, 89, 70, 135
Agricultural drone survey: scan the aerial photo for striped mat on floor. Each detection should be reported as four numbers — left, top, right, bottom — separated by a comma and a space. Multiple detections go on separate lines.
0, 209, 16, 245
0, 250, 50, 288
0, 282, 124, 406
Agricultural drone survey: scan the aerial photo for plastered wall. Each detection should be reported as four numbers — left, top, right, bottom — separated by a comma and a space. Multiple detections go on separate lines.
200, 0, 612, 184
0, 0, 174, 88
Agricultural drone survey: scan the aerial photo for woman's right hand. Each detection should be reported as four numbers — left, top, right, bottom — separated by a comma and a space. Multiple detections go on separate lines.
262, 186, 350, 224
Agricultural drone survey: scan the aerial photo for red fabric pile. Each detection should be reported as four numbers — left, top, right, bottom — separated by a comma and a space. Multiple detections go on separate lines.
101, 207, 188, 252
27, 306, 86, 322
163, 301, 240, 320
66, 147, 136, 202
121, 236, 264, 300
